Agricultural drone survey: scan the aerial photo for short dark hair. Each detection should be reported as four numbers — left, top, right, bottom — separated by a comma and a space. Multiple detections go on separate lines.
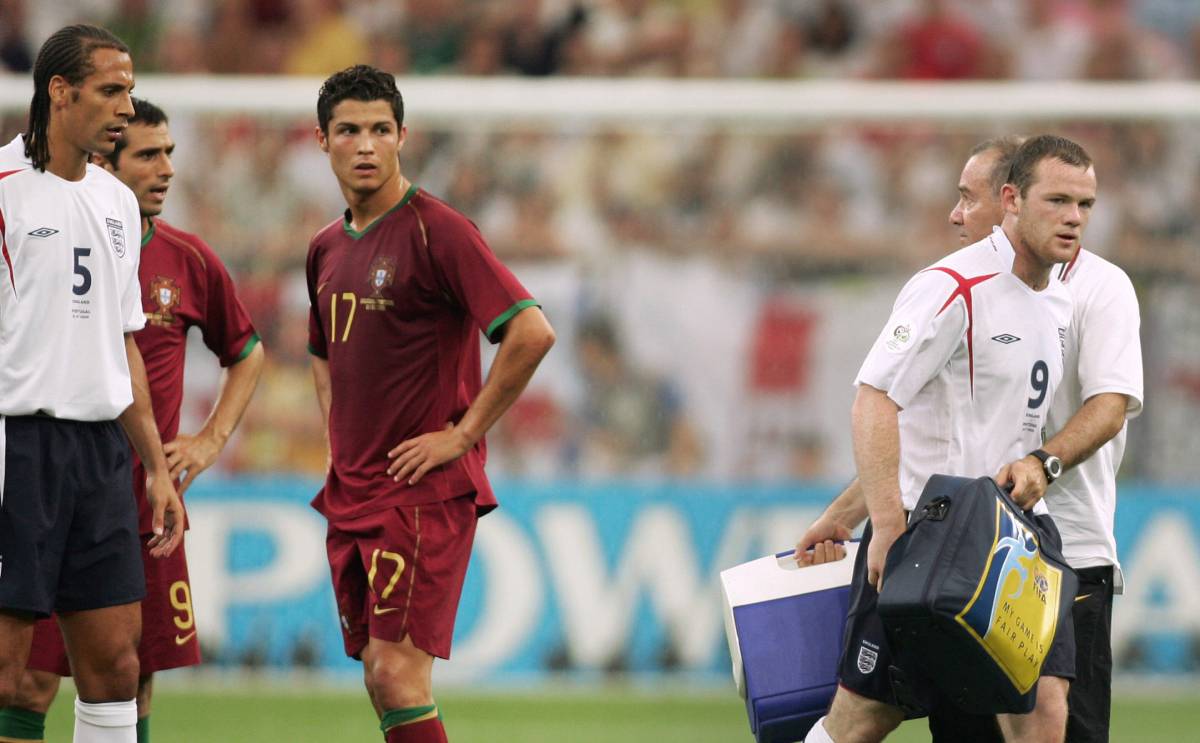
1006, 135, 1093, 198
25, 24, 129, 171
104, 97, 168, 168
969, 135, 1025, 198
317, 65, 404, 134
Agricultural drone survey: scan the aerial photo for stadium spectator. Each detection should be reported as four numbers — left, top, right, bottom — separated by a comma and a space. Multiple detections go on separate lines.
1080, 0, 1189, 80
1006, 0, 1092, 80
282, 0, 367, 76
399, 0, 470, 74
575, 314, 702, 477
0, 0, 33, 72
306, 65, 554, 743
0, 97, 264, 743
152, 23, 210, 73
0, 24, 183, 743
498, 0, 589, 76
103, 0, 159, 72
583, 0, 690, 76
3, 0, 1200, 81
871, 0, 989, 80
686, 0, 783, 77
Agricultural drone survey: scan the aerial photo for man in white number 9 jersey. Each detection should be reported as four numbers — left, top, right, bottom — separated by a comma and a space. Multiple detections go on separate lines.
805, 135, 1097, 743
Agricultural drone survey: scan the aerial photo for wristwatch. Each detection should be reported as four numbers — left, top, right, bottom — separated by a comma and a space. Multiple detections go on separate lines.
1029, 449, 1063, 484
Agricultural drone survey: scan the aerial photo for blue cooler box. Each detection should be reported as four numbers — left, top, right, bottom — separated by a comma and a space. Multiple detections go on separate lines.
720, 543, 857, 743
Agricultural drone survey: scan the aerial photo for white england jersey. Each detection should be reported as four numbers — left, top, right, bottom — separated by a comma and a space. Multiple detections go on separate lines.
856, 227, 1072, 513
1045, 249, 1143, 588
0, 135, 144, 421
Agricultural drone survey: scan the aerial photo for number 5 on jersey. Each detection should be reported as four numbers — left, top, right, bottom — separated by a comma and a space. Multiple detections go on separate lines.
73, 247, 91, 295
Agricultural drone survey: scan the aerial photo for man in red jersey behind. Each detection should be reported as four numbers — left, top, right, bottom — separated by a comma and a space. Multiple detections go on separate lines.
307, 66, 554, 743
0, 97, 264, 743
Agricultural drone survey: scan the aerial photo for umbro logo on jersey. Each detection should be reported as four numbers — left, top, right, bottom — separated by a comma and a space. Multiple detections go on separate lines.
991, 333, 1021, 344
27, 227, 58, 238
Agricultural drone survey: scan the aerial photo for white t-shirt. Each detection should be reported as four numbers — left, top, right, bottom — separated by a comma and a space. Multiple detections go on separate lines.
0, 135, 144, 421
1044, 248, 1143, 588
856, 227, 1073, 514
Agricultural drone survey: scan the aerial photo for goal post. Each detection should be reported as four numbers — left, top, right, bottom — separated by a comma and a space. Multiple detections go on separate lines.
2, 76, 1199, 127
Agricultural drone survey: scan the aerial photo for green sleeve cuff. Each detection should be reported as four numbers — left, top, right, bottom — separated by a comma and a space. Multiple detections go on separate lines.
231, 333, 262, 364
486, 299, 539, 342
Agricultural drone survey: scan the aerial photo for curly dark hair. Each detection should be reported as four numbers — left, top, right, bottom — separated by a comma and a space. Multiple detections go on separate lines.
317, 65, 405, 134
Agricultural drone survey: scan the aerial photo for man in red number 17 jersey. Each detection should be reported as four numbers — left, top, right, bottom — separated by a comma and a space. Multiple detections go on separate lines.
307, 66, 554, 743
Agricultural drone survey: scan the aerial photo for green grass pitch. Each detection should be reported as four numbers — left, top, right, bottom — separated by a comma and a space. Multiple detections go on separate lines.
41, 685, 1200, 741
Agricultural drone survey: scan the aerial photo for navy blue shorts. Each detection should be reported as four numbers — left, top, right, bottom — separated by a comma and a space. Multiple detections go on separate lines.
837, 519, 931, 717
0, 415, 144, 616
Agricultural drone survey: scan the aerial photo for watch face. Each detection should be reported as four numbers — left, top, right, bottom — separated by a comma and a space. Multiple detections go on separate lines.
1047, 457, 1063, 478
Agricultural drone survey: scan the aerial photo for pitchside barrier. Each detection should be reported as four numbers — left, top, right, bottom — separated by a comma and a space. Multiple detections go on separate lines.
182, 477, 1200, 683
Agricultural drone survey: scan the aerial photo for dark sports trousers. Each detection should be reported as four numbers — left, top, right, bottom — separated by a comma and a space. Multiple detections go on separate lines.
1065, 565, 1115, 743
0, 415, 144, 616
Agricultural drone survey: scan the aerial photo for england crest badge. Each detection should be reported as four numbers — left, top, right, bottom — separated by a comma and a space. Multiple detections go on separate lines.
857, 645, 878, 674
106, 217, 126, 258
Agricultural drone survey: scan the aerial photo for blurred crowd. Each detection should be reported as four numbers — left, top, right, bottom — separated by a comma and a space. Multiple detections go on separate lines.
0, 0, 1197, 485
3, 0, 1200, 80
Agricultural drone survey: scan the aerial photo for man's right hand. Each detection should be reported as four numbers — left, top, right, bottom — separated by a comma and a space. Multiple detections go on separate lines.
145, 469, 184, 558
794, 516, 852, 566
866, 519, 905, 592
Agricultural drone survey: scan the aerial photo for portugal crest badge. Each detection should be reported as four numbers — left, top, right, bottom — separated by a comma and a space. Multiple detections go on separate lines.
368, 256, 396, 298
147, 275, 181, 326
362, 255, 397, 311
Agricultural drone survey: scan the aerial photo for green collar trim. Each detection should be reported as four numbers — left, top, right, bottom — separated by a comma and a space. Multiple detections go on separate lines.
343, 183, 418, 240
141, 219, 155, 248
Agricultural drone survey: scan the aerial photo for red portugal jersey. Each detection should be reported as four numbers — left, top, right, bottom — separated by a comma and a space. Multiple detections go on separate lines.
133, 218, 260, 534
306, 185, 536, 523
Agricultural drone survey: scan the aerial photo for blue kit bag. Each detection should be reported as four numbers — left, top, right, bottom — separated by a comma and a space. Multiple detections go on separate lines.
877, 475, 1079, 714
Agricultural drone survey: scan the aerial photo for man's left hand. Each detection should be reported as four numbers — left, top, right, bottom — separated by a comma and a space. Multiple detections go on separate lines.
388, 423, 472, 484
995, 455, 1048, 510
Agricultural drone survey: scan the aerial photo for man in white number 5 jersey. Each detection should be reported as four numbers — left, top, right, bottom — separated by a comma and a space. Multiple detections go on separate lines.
0, 24, 183, 743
